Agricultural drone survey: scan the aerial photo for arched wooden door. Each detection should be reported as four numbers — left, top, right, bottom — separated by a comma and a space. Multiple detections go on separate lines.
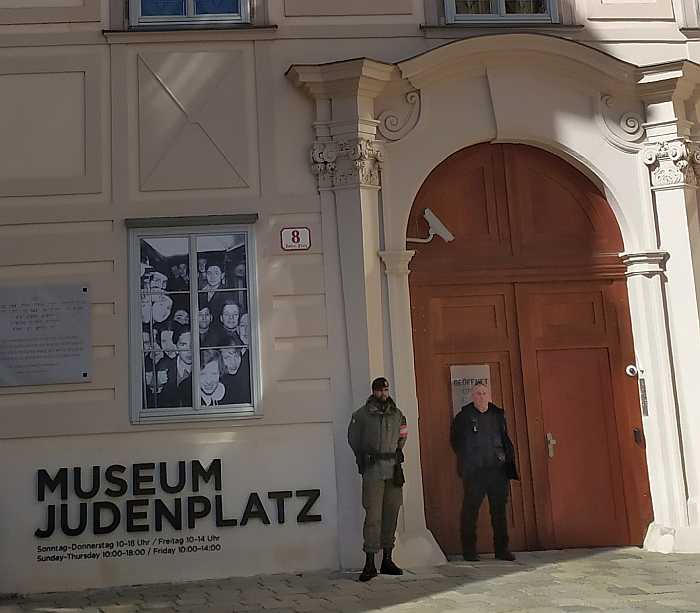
409, 144, 653, 554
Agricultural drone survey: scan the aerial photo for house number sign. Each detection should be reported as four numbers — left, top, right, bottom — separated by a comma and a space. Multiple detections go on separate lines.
281, 228, 311, 251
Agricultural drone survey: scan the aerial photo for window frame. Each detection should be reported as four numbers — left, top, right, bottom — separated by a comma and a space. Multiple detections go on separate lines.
128, 221, 261, 424
444, 0, 557, 23
129, 0, 251, 26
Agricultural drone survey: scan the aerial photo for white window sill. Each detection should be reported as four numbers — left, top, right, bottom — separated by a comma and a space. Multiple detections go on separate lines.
421, 23, 583, 37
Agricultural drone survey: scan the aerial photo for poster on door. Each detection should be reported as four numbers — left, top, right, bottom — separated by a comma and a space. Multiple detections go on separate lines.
450, 364, 490, 417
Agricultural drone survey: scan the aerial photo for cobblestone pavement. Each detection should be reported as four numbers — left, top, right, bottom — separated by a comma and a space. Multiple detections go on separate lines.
3, 548, 700, 613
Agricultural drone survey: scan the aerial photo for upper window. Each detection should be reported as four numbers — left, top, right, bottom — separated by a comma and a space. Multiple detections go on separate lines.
129, 224, 259, 423
130, 0, 250, 25
445, 0, 555, 21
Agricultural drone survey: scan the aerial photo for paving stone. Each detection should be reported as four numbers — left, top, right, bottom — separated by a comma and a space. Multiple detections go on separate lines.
608, 587, 650, 596
291, 599, 331, 611
7, 550, 700, 613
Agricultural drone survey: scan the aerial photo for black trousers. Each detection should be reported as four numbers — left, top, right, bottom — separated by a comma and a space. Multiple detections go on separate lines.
461, 467, 509, 555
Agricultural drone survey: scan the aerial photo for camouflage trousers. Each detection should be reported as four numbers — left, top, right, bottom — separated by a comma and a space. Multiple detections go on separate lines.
361, 477, 403, 553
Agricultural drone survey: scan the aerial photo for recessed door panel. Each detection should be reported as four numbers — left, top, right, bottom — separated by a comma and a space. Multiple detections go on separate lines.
516, 281, 633, 548
536, 347, 628, 546
413, 284, 531, 555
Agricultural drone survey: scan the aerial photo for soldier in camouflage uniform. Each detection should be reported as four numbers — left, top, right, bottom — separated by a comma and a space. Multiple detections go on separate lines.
348, 377, 408, 582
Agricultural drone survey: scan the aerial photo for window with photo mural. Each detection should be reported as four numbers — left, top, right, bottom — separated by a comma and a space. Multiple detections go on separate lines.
132, 227, 255, 421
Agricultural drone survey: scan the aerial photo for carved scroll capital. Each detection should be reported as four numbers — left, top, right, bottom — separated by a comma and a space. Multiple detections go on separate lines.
310, 137, 383, 190
642, 139, 700, 188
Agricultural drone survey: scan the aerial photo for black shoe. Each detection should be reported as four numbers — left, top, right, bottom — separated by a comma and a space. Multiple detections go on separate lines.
463, 552, 480, 562
380, 558, 404, 575
495, 550, 516, 561
359, 565, 378, 582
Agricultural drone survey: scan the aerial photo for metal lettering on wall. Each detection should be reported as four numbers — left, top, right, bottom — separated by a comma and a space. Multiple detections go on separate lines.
33, 459, 322, 565
0, 285, 91, 386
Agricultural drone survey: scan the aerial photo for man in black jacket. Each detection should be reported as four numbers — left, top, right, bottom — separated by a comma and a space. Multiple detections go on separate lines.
450, 384, 518, 562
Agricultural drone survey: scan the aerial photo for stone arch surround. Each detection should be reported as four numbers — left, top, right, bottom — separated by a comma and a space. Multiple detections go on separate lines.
289, 33, 700, 563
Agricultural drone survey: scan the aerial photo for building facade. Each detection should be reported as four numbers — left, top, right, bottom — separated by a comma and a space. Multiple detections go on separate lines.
2, 0, 700, 595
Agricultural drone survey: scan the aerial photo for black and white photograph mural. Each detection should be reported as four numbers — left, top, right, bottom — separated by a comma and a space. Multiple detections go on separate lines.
140, 234, 251, 411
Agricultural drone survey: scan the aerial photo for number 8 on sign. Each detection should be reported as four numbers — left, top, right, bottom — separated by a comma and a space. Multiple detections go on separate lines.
281, 227, 311, 251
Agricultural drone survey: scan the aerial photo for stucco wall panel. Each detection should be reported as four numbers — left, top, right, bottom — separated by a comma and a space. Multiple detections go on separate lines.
137, 49, 255, 192
271, 294, 327, 338
0, 72, 84, 181
284, 0, 414, 16
0, 232, 115, 267
270, 345, 331, 380
263, 378, 332, 419
585, 0, 674, 20
265, 254, 325, 295
112, 43, 259, 202
0, 219, 113, 238
0, 48, 105, 198
0, 0, 100, 24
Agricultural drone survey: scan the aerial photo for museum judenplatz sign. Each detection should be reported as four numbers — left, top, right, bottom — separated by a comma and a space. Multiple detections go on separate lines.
34, 458, 322, 541
0, 427, 339, 593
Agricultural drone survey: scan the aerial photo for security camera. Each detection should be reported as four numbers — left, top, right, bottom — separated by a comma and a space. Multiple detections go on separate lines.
406, 208, 455, 244
424, 209, 455, 243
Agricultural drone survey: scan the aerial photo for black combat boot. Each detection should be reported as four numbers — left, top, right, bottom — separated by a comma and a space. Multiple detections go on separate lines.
359, 552, 378, 582
380, 548, 403, 575
495, 550, 516, 561
463, 550, 480, 562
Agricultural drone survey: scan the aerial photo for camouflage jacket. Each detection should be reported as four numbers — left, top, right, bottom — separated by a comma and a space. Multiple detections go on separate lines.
348, 395, 407, 481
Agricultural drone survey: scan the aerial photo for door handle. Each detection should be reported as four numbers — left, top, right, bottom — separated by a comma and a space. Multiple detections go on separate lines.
545, 432, 557, 459
633, 427, 645, 447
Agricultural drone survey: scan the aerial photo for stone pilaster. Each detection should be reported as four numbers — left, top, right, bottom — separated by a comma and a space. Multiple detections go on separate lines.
379, 250, 446, 567
621, 250, 687, 552
638, 61, 700, 550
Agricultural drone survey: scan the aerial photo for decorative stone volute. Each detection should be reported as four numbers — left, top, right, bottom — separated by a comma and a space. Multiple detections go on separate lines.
377, 91, 421, 142
597, 94, 645, 152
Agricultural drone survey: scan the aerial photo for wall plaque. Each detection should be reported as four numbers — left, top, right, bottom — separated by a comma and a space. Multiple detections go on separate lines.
0, 284, 91, 386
